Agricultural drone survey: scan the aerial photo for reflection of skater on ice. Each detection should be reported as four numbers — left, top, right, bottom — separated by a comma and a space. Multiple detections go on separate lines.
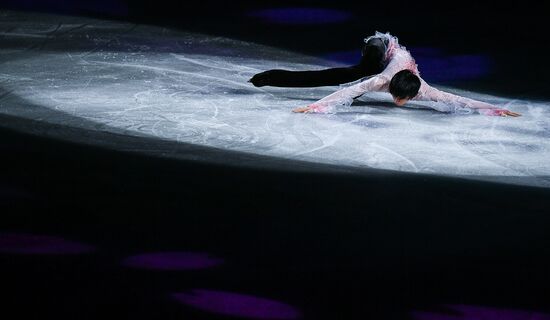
250, 31, 520, 117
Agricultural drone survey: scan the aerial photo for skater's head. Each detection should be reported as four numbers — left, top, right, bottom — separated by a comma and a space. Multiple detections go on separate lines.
389, 69, 421, 106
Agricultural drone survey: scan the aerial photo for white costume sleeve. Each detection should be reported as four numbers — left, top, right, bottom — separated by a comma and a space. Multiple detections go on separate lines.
308, 75, 388, 113
414, 79, 498, 114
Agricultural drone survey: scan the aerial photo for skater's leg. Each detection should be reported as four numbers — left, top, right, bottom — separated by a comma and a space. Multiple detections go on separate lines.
248, 66, 365, 87
249, 37, 387, 88
359, 37, 387, 74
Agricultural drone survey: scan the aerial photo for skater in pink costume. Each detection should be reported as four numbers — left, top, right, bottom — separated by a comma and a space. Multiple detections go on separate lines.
251, 31, 520, 117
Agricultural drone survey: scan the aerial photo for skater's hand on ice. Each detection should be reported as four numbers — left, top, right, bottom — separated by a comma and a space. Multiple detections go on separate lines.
293, 104, 328, 113
480, 108, 521, 117
500, 110, 521, 117
292, 106, 315, 113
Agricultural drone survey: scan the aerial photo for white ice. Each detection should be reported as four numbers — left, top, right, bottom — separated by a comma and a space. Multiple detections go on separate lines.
1, 10, 550, 187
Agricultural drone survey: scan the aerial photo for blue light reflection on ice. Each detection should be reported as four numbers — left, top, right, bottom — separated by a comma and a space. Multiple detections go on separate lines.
247, 7, 353, 25
322, 47, 493, 83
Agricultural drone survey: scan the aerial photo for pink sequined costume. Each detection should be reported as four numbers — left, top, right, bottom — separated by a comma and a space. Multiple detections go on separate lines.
308, 31, 503, 115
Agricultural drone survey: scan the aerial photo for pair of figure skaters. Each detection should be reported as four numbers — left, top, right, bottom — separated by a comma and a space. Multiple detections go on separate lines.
249, 31, 520, 117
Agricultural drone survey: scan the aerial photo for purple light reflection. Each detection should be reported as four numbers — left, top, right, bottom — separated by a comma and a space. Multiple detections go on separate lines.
322, 50, 362, 66
412, 304, 550, 320
121, 252, 223, 271
247, 8, 353, 25
172, 289, 301, 319
410, 47, 493, 83
322, 47, 493, 83
0, 233, 95, 254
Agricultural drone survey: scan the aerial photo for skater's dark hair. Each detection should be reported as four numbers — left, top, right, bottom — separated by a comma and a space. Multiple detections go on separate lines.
389, 69, 421, 99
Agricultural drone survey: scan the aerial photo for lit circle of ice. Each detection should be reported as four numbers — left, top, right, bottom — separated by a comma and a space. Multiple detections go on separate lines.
1, 10, 549, 188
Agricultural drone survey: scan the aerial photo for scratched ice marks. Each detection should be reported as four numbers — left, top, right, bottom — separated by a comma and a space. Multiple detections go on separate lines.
1, 10, 549, 187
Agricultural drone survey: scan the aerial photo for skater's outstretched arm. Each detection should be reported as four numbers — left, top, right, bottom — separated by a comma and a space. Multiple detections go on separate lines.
415, 80, 521, 117
293, 74, 388, 113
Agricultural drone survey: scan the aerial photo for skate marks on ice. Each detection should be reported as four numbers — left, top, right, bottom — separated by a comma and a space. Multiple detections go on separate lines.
0, 10, 549, 187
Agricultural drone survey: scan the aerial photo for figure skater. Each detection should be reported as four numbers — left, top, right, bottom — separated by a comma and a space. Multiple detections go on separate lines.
248, 31, 520, 117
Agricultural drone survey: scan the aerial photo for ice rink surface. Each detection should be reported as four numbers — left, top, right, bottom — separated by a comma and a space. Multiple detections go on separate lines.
1, 10, 549, 188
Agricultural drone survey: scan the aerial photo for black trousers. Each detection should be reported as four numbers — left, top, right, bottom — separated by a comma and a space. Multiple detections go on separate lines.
249, 37, 387, 88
